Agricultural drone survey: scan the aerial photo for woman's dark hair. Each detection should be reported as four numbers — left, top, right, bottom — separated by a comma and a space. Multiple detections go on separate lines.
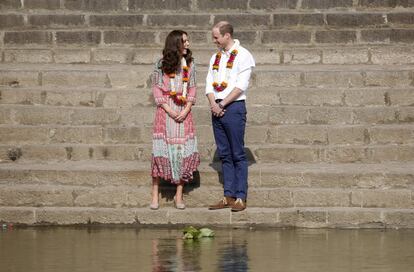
161, 30, 192, 74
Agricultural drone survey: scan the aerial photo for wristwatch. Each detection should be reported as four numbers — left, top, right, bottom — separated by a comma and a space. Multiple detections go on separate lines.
218, 101, 225, 109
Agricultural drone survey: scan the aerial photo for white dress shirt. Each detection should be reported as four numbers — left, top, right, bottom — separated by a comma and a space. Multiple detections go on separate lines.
205, 39, 255, 101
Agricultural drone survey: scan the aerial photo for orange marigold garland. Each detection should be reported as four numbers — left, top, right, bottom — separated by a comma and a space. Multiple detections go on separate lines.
212, 49, 238, 92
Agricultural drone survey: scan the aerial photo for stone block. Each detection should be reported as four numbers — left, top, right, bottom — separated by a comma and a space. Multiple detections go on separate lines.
279, 209, 327, 228
65, 0, 125, 11
214, 14, 270, 27
54, 49, 90, 63
71, 108, 120, 125
195, 125, 215, 144
250, 0, 297, 9
231, 208, 279, 226
0, 126, 49, 144
101, 89, 150, 108
309, 107, 352, 125
326, 13, 384, 27
198, 0, 248, 10
104, 127, 142, 144
262, 30, 311, 44
352, 107, 397, 124
301, 0, 353, 9
264, 189, 293, 207
255, 71, 302, 87
22, 145, 68, 161
293, 189, 351, 207
4, 49, 52, 63
270, 125, 327, 145
260, 170, 309, 188
0, 89, 43, 105
0, 0, 21, 9
279, 88, 343, 106
306, 172, 359, 189
0, 71, 39, 87
104, 31, 155, 45
268, 106, 309, 125
371, 47, 414, 64
327, 209, 383, 228
25, 0, 61, 9
390, 29, 414, 43
385, 211, 414, 228
383, 173, 414, 189
4, 31, 53, 45
168, 209, 230, 225
273, 13, 324, 27
135, 209, 169, 225
0, 207, 35, 224
388, 12, 414, 25
255, 146, 319, 163
44, 89, 95, 106
89, 15, 143, 27
283, 49, 320, 64
315, 30, 356, 44
365, 70, 412, 87
128, 0, 191, 11
36, 207, 91, 224
352, 189, 412, 208
304, 71, 364, 88
14, 106, 72, 125
327, 126, 366, 145
245, 126, 269, 143
29, 15, 85, 27
0, 15, 25, 29
181, 186, 224, 207
324, 146, 367, 163
56, 31, 101, 45
344, 89, 386, 106
0, 108, 12, 124
132, 48, 161, 64
360, 29, 391, 43
323, 48, 369, 64
246, 106, 269, 125
369, 145, 414, 162
49, 126, 103, 144
148, 14, 210, 27
0, 185, 74, 206
369, 126, 414, 144
246, 88, 280, 105
94, 49, 132, 64
398, 107, 414, 123
42, 71, 107, 87
88, 208, 136, 224
233, 31, 257, 44
108, 70, 147, 88
250, 48, 281, 65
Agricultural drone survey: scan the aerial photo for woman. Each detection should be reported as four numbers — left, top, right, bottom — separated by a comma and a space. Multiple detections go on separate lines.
150, 30, 200, 210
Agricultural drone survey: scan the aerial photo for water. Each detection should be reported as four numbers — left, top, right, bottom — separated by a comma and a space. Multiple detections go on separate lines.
1, 226, 414, 272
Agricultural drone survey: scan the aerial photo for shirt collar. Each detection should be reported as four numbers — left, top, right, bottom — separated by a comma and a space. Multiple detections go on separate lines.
222, 39, 240, 56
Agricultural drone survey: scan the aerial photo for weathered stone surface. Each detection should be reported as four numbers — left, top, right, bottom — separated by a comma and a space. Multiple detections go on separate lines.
29, 15, 85, 27
44, 89, 95, 106
254, 71, 302, 87
250, 0, 297, 9
65, 0, 125, 11
398, 107, 414, 123
94, 49, 132, 64
0, 15, 25, 29
309, 107, 352, 125
388, 12, 414, 25
326, 13, 385, 27
283, 49, 320, 64
385, 210, 414, 228
0, 0, 21, 9
148, 15, 211, 27
4, 31, 53, 45
324, 146, 367, 163
361, 29, 392, 43
89, 15, 143, 27
36, 207, 91, 224
293, 189, 351, 207
42, 71, 106, 87
279, 209, 327, 228
13, 106, 72, 125
4, 49, 53, 63
365, 70, 412, 87
352, 190, 412, 208
301, 0, 353, 9
214, 14, 270, 27
0, 71, 39, 87
25, 0, 61, 9
0, 208, 35, 224
262, 30, 311, 44
54, 49, 90, 64
104, 127, 142, 144
168, 209, 230, 225
327, 126, 366, 145
369, 126, 414, 144
344, 89, 386, 106
56, 31, 101, 45
328, 209, 383, 227
315, 30, 356, 44
352, 107, 397, 124
268, 106, 309, 125
104, 31, 155, 45
371, 47, 414, 64
270, 125, 327, 145
359, 0, 414, 8
0, 126, 49, 144
303, 71, 364, 88
0, 89, 43, 105
273, 13, 324, 27
255, 146, 319, 163
128, 0, 191, 11
278, 88, 343, 106
231, 208, 279, 225
49, 126, 103, 144
323, 48, 369, 64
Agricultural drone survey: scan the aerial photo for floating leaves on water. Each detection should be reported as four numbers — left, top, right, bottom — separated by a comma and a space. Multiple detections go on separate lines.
182, 226, 215, 239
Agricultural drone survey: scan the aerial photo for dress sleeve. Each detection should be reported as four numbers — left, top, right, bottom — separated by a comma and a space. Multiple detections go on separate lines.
151, 59, 167, 106
186, 60, 197, 104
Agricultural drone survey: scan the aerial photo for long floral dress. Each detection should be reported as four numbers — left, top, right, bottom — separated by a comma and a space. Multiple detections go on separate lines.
151, 59, 200, 184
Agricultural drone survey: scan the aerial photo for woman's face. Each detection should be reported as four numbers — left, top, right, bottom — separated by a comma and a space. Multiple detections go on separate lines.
181, 34, 190, 55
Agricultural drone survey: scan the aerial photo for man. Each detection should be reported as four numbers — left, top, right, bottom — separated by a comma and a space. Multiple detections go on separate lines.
206, 21, 255, 212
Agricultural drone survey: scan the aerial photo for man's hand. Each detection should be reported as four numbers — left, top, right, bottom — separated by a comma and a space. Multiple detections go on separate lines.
211, 103, 225, 117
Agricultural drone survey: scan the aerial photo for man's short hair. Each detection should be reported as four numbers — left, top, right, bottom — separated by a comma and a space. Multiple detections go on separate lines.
214, 21, 233, 37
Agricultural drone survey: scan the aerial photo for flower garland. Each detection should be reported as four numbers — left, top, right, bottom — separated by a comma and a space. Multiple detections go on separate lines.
212, 49, 238, 92
168, 58, 189, 105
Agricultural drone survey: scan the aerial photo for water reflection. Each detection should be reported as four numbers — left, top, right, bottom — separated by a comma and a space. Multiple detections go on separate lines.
1, 227, 414, 272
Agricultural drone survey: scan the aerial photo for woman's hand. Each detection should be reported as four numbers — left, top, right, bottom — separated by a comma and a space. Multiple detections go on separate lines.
175, 108, 190, 122
166, 108, 179, 119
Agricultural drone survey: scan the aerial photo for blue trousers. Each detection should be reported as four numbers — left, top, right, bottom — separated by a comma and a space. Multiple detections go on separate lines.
212, 100, 248, 200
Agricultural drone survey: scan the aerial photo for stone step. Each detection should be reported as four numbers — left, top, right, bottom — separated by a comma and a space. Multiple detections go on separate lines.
2, 11, 414, 31
1, 0, 414, 12
1, 104, 413, 127
0, 183, 412, 209
1, 63, 413, 89
1, 86, 413, 107
1, 206, 414, 228
1, 124, 414, 146
1, 143, 414, 163
2, 28, 414, 46
2, 45, 414, 65
1, 161, 413, 189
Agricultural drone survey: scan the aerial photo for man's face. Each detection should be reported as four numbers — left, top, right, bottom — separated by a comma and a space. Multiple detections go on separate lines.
212, 27, 228, 49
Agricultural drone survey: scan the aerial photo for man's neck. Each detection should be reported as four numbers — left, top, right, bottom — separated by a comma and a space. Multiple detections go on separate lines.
224, 39, 235, 51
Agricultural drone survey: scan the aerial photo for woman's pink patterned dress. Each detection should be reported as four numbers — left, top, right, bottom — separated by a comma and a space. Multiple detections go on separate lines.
151, 59, 200, 184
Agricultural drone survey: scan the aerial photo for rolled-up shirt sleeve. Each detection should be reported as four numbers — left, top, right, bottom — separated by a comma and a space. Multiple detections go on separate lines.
235, 67, 252, 92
